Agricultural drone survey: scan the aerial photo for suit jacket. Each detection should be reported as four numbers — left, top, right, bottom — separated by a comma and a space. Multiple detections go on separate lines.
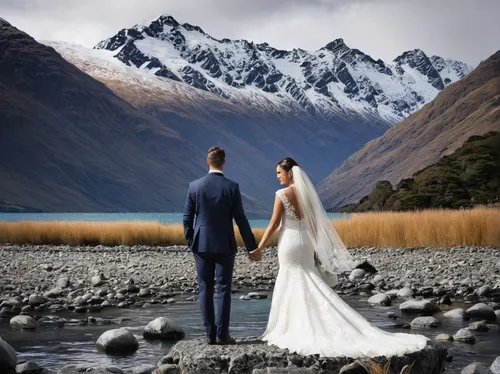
183, 172, 257, 254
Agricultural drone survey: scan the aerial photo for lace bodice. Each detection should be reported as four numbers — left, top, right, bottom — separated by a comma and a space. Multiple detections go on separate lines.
276, 189, 299, 221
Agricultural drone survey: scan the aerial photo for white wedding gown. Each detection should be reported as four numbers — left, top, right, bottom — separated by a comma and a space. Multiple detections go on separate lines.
261, 189, 428, 358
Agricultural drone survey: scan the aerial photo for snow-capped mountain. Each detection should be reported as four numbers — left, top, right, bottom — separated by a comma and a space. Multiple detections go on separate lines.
95, 14, 473, 124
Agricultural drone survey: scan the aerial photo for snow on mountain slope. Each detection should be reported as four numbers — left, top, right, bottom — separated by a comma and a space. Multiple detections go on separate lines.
93, 14, 473, 125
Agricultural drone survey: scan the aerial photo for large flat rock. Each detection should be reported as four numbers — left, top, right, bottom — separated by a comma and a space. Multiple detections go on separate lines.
159, 337, 447, 374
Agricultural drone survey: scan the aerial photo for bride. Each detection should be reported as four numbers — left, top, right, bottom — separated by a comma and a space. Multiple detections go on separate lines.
253, 157, 428, 358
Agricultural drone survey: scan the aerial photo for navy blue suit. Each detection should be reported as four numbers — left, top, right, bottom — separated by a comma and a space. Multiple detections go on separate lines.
183, 171, 257, 341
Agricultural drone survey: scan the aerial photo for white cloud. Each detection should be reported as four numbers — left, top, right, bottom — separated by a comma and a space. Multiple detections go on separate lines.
0, 0, 498, 65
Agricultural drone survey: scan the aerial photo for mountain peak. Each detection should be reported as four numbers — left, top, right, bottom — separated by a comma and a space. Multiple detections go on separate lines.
155, 14, 181, 28
323, 38, 348, 53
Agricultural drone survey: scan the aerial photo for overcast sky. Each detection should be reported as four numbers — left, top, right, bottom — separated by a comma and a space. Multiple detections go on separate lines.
1, 0, 498, 66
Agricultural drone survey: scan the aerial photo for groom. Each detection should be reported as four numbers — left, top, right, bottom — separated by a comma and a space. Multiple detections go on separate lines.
183, 146, 260, 345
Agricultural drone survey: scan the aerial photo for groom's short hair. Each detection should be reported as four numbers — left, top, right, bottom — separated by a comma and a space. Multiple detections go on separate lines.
207, 146, 225, 167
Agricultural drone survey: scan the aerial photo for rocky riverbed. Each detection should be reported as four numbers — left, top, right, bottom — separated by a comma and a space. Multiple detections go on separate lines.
0, 244, 499, 373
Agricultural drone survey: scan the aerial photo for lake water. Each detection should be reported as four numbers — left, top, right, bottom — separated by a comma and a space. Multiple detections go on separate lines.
0, 212, 349, 229
1, 295, 498, 372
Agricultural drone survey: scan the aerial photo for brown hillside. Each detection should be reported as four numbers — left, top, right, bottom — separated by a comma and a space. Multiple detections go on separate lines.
318, 50, 500, 208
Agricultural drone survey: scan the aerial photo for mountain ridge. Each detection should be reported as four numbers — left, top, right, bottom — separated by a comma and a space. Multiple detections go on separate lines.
318, 49, 500, 209
94, 14, 472, 124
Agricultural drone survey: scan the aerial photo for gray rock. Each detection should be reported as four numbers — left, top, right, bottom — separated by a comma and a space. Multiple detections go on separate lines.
468, 320, 489, 332
132, 364, 156, 374
247, 292, 268, 300
161, 337, 447, 374
56, 277, 70, 288
348, 269, 366, 281
372, 275, 385, 284
410, 316, 441, 328
466, 303, 496, 321
0, 336, 17, 373
443, 308, 469, 319
384, 289, 399, 299
491, 357, 500, 374
461, 362, 491, 374
153, 365, 180, 374
435, 334, 453, 341
15, 361, 43, 374
138, 288, 151, 297
92, 275, 105, 287
10, 315, 38, 329
475, 285, 491, 297
38, 316, 67, 327
453, 328, 476, 344
28, 295, 45, 306
144, 317, 185, 340
3, 299, 22, 308
43, 288, 62, 298
396, 287, 414, 299
105, 368, 125, 374
57, 366, 116, 374
367, 293, 391, 306
399, 299, 440, 315
96, 328, 139, 354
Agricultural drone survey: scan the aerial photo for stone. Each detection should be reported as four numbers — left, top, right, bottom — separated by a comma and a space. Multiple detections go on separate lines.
96, 328, 139, 354
491, 357, 500, 374
38, 315, 67, 327
57, 366, 118, 374
92, 275, 105, 287
396, 287, 414, 299
0, 336, 17, 373
15, 361, 43, 374
461, 362, 491, 374
144, 317, 185, 340
132, 364, 156, 374
410, 316, 441, 328
44, 288, 62, 298
161, 337, 447, 374
154, 364, 180, 374
439, 296, 452, 305
56, 277, 71, 288
466, 303, 496, 321
367, 293, 391, 306
247, 292, 268, 299
435, 334, 453, 341
468, 320, 489, 332
399, 299, 440, 315
348, 269, 366, 281
443, 308, 469, 319
453, 328, 476, 344
475, 285, 491, 297
28, 295, 45, 306
10, 315, 38, 329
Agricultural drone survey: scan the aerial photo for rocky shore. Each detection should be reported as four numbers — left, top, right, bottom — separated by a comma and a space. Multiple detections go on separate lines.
0, 244, 499, 373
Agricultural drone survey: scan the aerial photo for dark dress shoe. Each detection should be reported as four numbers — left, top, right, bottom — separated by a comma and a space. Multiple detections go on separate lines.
207, 337, 216, 345
216, 336, 237, 345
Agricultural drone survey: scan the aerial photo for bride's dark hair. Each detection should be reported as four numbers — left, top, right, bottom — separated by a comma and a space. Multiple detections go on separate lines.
277, 157, 299, 172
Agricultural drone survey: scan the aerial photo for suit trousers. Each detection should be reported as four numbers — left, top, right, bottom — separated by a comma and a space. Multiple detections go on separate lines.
193, 252, 236, 340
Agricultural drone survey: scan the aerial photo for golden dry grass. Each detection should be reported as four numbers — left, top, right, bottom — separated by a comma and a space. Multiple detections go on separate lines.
334, 208, 500, 248
0, 208, 498, 247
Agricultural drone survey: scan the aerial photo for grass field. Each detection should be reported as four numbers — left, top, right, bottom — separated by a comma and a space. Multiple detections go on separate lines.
0, 208, 498, 248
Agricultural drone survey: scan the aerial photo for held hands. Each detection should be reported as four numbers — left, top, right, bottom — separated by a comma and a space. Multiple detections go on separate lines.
248, 247, 263, 261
